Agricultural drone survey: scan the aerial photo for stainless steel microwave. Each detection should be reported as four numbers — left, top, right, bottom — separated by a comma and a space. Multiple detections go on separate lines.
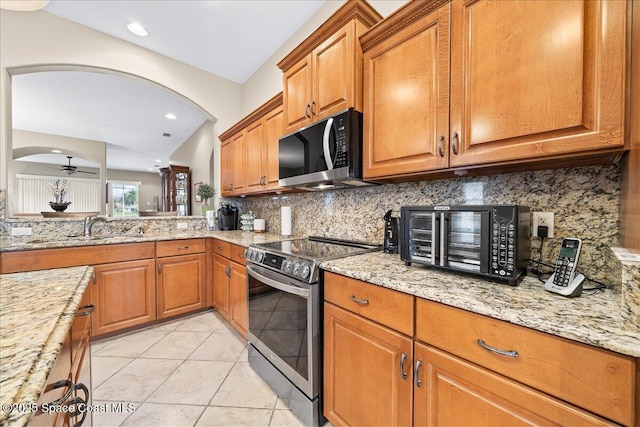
278, 108, 372, 190
400, 205, 531, 285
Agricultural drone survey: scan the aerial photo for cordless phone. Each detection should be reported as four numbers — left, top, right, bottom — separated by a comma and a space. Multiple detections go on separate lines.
545, 238, 585, 297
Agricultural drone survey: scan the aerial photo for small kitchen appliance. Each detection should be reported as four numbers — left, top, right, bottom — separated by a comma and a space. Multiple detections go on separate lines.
217, 204, 238, 230
383, 209, 399, 254
278, 108, 373, 190
245, 237, 381, 426
400, 205, 530, 285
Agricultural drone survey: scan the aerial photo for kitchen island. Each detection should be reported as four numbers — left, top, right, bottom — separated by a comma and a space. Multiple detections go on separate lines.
0, 266, 92, 427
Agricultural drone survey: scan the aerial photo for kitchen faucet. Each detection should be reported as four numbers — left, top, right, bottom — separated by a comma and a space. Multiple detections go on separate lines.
84, 215, 111, 237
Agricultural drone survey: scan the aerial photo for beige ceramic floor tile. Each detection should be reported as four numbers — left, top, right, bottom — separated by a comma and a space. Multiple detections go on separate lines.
140, 331, 210, 359
146, 360, 234, 405
270, 409, 305, 427
174, 311, 226, 333
195, 406, 274, 426
121, 402, 205, 427
90, 401, 137, 426
189, 331, 246, 362
91, 356, 134, 388
210, 362, 278, 409
93, 329, 169, 358
93, 358, 182, 402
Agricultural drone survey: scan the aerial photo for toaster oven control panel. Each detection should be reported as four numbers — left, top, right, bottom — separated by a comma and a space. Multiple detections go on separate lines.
491, 207, 516, 277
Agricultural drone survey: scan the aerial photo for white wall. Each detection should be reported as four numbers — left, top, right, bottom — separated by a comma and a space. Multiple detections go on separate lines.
241, 0, 409, 114
0, 9, 244, 216
169, 120, 216, 215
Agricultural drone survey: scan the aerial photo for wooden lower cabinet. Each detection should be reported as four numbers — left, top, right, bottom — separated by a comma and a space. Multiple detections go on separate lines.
212, 241, 248, 338
92, 259, 156, 337
157, 253, 205, 319
323, 302, 413, 427
413, 343, 614, 426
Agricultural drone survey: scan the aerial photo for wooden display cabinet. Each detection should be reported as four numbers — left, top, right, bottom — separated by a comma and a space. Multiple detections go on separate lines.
160, 164, 191, 215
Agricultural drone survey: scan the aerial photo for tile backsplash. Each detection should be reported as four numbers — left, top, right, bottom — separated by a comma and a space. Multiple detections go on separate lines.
227, 165, 622, 288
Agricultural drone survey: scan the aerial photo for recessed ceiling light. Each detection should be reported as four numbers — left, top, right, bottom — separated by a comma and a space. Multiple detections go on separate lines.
51, 149, 63, 153
165, 113, 176, 120
148, 168, 154, 171
0, 0, 48, 11
127, 22, 148, 37
155, 159, 161, 163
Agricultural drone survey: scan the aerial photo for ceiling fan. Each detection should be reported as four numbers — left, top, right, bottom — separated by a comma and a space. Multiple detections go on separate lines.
50, 156, 97, 175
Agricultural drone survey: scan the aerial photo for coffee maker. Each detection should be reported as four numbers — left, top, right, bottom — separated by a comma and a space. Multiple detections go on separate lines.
383, 210, 399, 254
217, 204, 239, 231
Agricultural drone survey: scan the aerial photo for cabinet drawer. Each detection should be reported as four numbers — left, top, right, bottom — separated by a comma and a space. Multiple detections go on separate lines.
156, 239, 205, 257
212, 239, 231, 258
229, 244, 246, 265
324, 272, 414, 336
416, 298, 636, 426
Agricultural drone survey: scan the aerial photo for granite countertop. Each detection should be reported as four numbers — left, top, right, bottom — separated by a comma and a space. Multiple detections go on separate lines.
0, 266, 93, 427
320, 252, 640, 358
0, 230, 293, 252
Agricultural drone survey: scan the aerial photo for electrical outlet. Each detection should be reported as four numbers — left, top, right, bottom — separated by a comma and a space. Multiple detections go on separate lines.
176, 222, 188, 229
532, 212, 554, 238
11, 227, 32, 236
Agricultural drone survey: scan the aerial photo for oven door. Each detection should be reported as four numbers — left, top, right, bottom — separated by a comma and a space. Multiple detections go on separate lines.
246, 263, 318, 399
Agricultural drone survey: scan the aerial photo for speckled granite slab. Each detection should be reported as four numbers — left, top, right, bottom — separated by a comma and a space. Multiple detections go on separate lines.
0, 266, 92, 427
320, 252, 640, 358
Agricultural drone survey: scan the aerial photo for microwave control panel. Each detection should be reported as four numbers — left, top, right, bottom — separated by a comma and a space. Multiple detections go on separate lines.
491, 207, 516, 277
334, 116, 348, 168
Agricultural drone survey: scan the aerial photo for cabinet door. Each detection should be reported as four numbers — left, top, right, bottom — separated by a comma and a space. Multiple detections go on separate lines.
92, 259, 156, 337
231, 131, 245, 193
312, 22, 357, 121
245, 118, 265, 193
283, 55, 312, 133
363, 5, 450, 179
413, 343, 615, 426
157, 254, 205, 319
212, 254, 230, 320
220, 141, 232, 196
449, 0, 626, 167
229, 261, 247, 338
263, 105, 284, 190
324, 303, 413, 426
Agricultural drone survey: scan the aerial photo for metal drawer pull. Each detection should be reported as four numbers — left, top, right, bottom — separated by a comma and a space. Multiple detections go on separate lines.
414, 360, 423, 387
400, 353, 408, 379
76, 304, 95, 317
437, 135, 445, 157
177, 245, 189, 250
350, 295, 369, 305
477, 339, 519, 358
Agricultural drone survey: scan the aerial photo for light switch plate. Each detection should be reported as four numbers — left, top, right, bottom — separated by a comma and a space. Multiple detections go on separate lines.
11, 227, 32, 236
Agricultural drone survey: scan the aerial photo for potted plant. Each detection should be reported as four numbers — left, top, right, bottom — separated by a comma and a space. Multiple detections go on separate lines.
47, 178, 72, 212
196, 183, 215, 216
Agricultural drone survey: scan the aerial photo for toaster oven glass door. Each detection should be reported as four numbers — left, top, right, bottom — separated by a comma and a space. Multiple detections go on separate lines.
444, 211, 490, 273
407, 212, 440, 266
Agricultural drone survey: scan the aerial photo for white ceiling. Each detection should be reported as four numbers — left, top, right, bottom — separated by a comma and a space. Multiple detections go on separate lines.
11, 0, 328, 173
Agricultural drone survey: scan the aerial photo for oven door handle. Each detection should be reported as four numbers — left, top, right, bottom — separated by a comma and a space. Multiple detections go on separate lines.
247, 265, 310, 298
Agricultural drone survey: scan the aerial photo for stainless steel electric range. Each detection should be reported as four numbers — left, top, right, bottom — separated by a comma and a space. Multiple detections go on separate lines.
244, 236, 380, 426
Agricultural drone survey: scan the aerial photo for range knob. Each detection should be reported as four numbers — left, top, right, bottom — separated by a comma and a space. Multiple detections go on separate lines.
256, 252, 264, 262
245, 249, 254, 261
300, 264, 311, 279
283, 260, 292, 273
292, 262, 301, 276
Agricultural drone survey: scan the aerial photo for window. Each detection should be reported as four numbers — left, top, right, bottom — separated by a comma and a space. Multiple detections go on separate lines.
110, 182, 139, 217
16, 174, 100, 213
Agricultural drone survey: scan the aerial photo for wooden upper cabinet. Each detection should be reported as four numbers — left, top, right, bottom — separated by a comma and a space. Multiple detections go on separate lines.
363, 3, 451, 179
219, 93, 284, 196
448, 0, 627, 167
278, 0, 382, 134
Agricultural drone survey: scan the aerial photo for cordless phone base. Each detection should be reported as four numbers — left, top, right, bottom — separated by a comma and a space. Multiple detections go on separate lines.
545, 272, 585, 297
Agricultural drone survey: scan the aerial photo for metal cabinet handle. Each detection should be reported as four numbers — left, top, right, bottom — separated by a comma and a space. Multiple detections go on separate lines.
437, 135, 445, 157
310, 101, 316, 116
414, 360, 423, 387
158, 264, 162, 274
452, 132, 459, 155
400, 353, 408, 379
225, 266, 231, 277
92, 272, 96, 283
70, 395, 87, 427
177, 245, 189, 250
350, 295, 369, 305
238, 252, 245, 259
305, 104, 311, 119
477, 339, 519, 358
44, 380, 74, 407
217, 246, 223, 250
76, 304, 95, 317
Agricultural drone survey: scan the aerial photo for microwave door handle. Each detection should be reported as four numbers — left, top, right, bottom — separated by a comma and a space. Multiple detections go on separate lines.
440, 212, 448, 267
246, 265, 310, 298
322, 117, 334, 170
431, 213, 437, 265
